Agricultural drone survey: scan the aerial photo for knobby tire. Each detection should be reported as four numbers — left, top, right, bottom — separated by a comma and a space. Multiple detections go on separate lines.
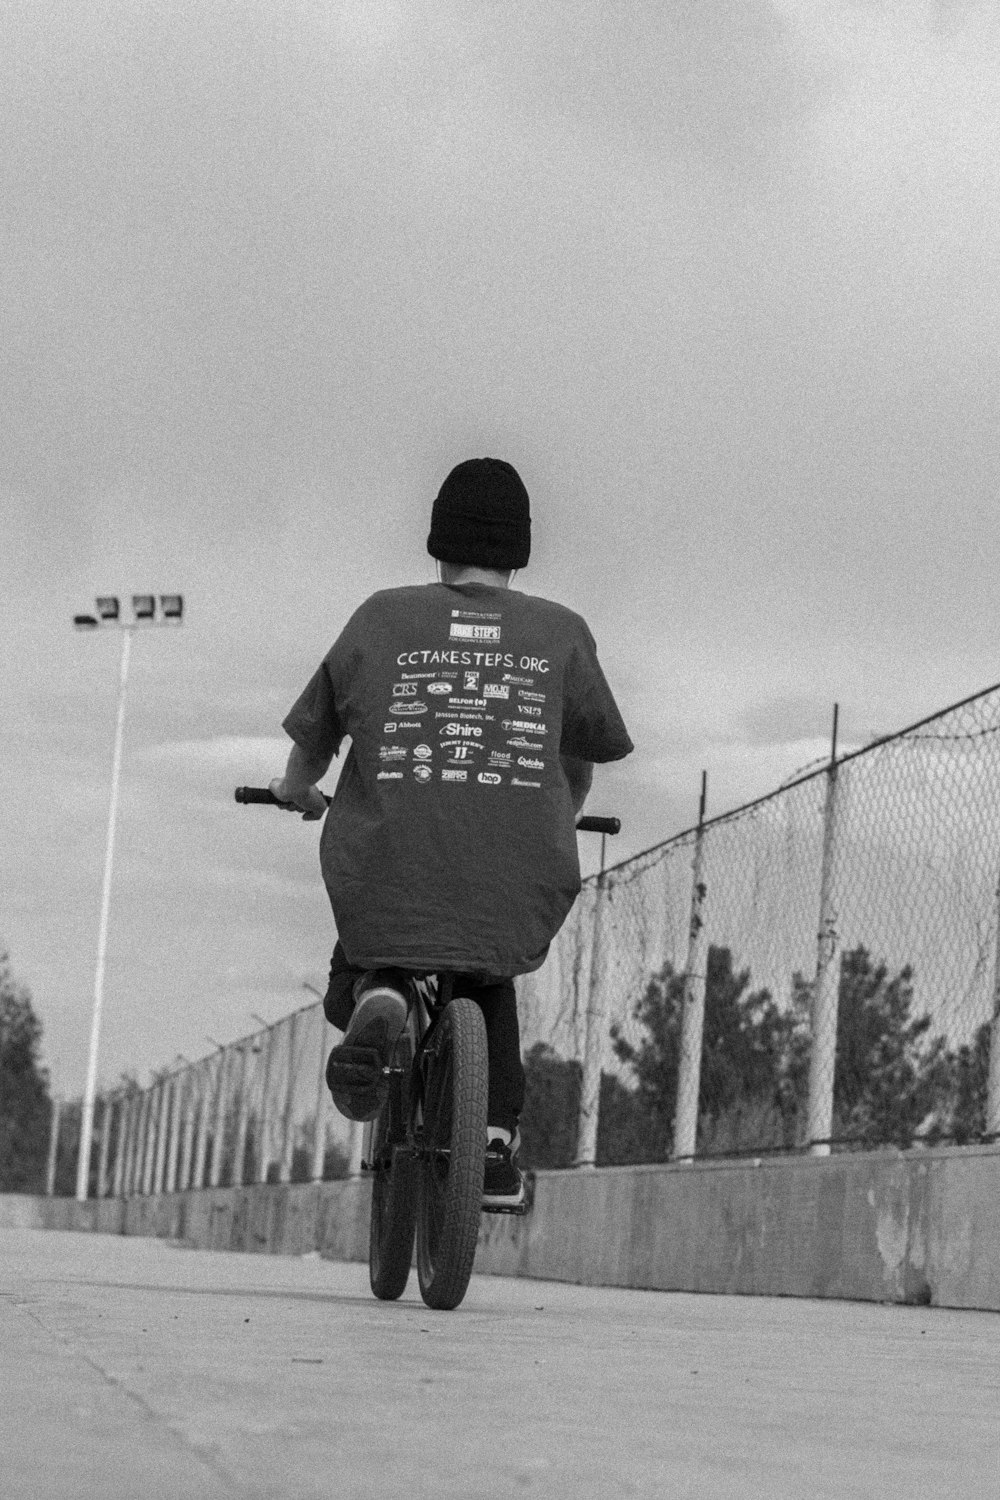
368, 1035, 418, 1301
416, 997, 488, 1311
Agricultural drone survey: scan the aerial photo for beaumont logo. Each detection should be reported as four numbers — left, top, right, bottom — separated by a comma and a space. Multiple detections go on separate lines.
412, 765, 432, 783
477, 772, 501, 785
389, 702, 427, 715
427, 682, 452, 695
377, 770, 403, 780
483, 683, 509, 699
450, 622, 501, 642
441, 768, 467, 782
413, 744, 432, 760
510, 777, 541, 788
502, 720, 547, 734
517, 757, 544, 770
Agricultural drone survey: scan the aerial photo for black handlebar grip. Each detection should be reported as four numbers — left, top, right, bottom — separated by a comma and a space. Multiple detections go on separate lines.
576, 815, 621, 835
234, 786, 332, 807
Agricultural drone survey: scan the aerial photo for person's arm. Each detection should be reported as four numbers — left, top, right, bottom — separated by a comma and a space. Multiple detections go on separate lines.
560, 754, 594, 817
270, 742, 332, 820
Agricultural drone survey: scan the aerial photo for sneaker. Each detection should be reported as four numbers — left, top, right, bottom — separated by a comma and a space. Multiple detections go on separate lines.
483, 1129, 526, 1210
325, 973, 409, 1122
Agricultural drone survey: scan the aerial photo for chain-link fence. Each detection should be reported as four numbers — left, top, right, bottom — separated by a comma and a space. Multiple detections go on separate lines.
49, 1000, 362, 1201
51, 681, 1000, 1199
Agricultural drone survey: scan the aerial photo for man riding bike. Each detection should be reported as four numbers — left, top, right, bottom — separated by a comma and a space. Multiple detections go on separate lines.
270, 458, 633, 1208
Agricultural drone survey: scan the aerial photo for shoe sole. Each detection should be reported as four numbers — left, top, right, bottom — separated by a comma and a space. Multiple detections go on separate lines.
482, 1186, 527, 1210
345, 988, 408, 1050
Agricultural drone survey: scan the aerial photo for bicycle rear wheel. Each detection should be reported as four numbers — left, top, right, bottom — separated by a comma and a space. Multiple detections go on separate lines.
416, 997, 488, 1311
368, 1035, 418, 1301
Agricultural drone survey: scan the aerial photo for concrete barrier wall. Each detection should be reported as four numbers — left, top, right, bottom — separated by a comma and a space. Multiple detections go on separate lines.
4, 1142, 999, 1311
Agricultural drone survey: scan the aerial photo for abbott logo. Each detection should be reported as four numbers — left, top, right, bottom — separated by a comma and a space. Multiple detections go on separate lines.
477, 772, 502, 785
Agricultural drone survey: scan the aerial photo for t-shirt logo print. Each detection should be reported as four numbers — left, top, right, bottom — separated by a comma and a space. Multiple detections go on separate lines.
412, 764, 432, 782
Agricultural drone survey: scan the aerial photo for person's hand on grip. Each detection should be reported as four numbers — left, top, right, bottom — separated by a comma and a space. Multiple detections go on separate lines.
268, 777, 327, 820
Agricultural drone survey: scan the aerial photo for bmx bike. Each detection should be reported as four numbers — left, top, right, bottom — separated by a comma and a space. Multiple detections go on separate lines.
236, 784, 619, 1310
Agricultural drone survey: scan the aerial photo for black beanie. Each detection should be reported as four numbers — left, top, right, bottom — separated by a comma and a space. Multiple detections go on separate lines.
427, 458, 531, 570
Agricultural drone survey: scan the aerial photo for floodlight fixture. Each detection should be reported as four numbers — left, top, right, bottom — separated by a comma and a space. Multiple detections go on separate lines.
132, 594, 155, 621
160, 594, 183, 622
96, 596, 120, 621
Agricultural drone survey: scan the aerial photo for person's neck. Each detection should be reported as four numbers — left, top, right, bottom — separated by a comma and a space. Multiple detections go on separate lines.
439, 563, 512, 589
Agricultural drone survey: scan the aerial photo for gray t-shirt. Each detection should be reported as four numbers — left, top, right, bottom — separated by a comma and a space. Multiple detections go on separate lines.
283, 582, 633, 976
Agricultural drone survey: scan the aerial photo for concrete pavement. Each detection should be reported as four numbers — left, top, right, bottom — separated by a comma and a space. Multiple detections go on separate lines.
2, 1227, 998, 1499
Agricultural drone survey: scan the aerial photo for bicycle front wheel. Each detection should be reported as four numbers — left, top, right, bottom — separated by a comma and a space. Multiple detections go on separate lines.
416, 997, 488, 1311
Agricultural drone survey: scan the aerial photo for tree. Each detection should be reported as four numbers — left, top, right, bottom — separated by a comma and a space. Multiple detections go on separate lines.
607, 946, 805, 1160
815, 946, 950, 1149
0, 953, 52, 1192
519, 1042, 580, 1169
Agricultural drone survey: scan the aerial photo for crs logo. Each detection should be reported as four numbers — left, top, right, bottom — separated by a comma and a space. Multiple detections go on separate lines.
427, 682, 452, 695
392, 682, 417, 697
477, 772, 502, 785
412, 764, 432, 783
413, 744, 432, 760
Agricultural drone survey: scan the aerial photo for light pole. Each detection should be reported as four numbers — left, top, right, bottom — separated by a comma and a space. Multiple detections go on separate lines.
73, 593, 184, 1202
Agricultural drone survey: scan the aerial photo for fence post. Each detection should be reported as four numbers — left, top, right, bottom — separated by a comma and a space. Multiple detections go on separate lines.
130, 1089, 149, 1195
673, 772, 709, 1161
279, 1011, 300, 1184
257, 1026, 281, 1186
142, 1084, 159, 1195
166, 1067, 184, 1193
193, 1056, 214, 1189
348, 1119, 364, 1178
45, 1097, 62, 1196
209, 1049, 231, 1188
232, 1042, 254, 1187
112, 1092, 130, 1197
153, 1075, 172, 1195
96, 1094, 113, 1198
179, 1067, 198, 1192
807, 705, 842, 1156
311, 1015, 329, 1182
985, 865, 1000, 1140
574, 874, 610, 1169
123, 1091, 140, 1195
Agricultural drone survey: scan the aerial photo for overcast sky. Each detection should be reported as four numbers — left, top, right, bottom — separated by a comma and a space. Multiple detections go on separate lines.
3, 0, 999, 1096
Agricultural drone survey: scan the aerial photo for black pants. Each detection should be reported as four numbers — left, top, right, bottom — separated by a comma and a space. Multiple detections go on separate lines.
324, 943, 525, 1133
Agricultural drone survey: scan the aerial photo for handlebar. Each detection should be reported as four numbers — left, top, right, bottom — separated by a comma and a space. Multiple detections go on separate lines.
234, 787, 619, 834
